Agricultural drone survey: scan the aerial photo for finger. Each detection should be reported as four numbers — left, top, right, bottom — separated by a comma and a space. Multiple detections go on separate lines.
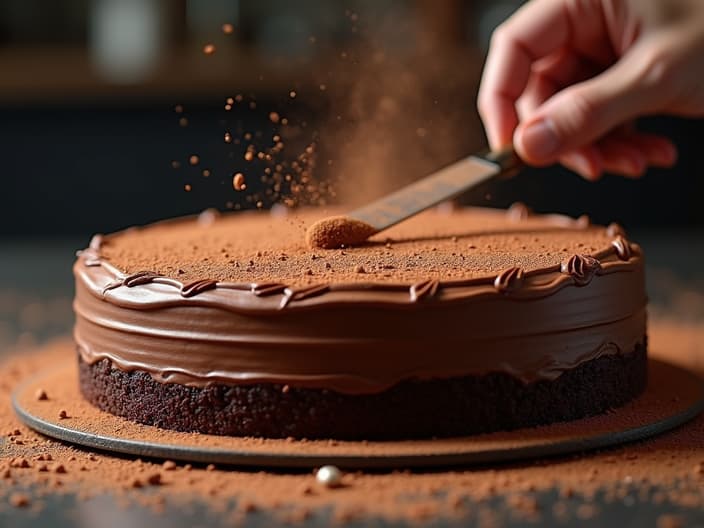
597, 136, 648, 178
477, 0, 572, 149
533, 48, 604, 89
618, 132, 678, 167
514, 40, 667, 165
559, 145, 604, 181
517, 73, 556, 121
517, 51, 600, 119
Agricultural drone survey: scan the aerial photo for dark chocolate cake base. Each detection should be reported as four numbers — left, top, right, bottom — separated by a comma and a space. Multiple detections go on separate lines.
78, 342, 647, 440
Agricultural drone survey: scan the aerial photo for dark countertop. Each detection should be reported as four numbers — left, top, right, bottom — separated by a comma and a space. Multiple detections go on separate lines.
1, 232, 703, 528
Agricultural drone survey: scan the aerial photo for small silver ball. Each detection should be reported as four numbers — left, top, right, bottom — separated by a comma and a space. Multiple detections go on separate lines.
316, 465, 343, 487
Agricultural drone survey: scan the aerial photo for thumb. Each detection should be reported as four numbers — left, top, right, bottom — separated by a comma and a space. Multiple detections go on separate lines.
513, 46, 662, 166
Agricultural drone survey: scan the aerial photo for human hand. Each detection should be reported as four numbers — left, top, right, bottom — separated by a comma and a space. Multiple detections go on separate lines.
477, 0, 704, 180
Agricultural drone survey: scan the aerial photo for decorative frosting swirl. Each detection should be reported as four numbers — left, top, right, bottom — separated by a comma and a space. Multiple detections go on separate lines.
281, 284, 330, 308
493, 267, 525, 293
611, 235, 633, 261
181, 279, 219, 298
561, 254, 602, 286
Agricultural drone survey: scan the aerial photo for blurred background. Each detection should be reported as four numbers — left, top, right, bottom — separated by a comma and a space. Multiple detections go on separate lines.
0, 0, 702, 238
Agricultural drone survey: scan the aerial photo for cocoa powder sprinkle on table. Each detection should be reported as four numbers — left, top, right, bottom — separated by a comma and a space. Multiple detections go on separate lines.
9, 493, 30, 508
1, 320, 704, 523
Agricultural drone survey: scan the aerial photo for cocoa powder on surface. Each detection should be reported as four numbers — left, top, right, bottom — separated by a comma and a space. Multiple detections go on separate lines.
99, 207, 614, 287
1, 318, 704, 523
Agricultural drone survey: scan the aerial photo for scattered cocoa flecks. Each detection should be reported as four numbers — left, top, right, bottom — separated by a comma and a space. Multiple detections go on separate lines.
299, 484, 315, 496
560, 486, 575, 499
11, 458, 30, 469
58, 410, 68, 419
354, 265, 365, 274
233, 173, 246, 191
54, 464, 67, 474
9, 493, 30, 508
35, 388, 49, 400
239, 500, 258, 514
2, 323, 704, 523
146, 473, 162, 486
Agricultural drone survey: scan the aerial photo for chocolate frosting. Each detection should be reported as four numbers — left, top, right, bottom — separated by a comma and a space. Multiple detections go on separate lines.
73, 206, 647, 394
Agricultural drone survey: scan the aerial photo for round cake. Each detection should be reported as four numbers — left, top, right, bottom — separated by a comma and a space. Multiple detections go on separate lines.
73, 204, 647, 440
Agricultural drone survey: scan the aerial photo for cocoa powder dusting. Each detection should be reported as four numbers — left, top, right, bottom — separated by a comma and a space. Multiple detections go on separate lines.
99, 207, 613, 287
1, 319, 704, 522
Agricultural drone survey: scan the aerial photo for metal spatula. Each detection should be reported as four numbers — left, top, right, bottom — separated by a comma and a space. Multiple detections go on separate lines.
306, 148, 523, 249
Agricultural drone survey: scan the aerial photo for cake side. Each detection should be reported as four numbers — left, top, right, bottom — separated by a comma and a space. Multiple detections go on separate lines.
78, 343, 647, 439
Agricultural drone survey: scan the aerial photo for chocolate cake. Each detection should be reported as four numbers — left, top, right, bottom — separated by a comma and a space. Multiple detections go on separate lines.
73, 204, 647, 439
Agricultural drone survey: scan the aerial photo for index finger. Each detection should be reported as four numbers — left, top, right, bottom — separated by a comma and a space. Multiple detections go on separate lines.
477, 0, 571, 149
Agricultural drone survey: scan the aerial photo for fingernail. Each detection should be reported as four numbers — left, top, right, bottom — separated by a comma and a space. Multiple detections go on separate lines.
520, 118, 560, 161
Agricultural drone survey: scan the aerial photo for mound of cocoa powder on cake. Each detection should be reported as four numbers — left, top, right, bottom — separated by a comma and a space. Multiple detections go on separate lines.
305, 216, 377, 249
1, 318, 704, 524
